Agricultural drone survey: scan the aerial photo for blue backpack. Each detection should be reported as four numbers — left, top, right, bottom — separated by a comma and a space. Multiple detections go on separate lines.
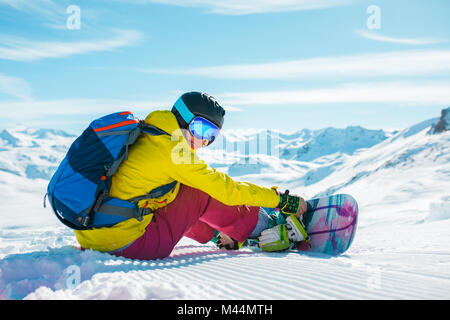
45, 111, 177, 230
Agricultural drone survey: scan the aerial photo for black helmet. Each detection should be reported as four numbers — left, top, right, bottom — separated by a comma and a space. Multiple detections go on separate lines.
171, 92, 225, 129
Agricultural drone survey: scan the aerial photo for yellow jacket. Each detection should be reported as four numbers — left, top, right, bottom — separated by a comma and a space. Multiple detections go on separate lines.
74, 110, 280, 252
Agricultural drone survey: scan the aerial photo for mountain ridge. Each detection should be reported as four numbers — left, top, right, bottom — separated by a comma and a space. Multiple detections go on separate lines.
0, 109, 446, 185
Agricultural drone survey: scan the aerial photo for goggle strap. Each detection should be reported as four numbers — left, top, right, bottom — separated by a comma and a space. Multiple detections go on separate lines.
174, 98, 195, 124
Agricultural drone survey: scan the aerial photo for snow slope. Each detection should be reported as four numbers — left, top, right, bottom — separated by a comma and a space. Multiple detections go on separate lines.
0, 110, 449, 300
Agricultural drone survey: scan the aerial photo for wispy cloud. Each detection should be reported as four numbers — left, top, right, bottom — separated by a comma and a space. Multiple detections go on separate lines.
0, 98, 241, 119
219, 81, 450, 106
0, 99, 167, 121
0, 30, 143, 62
126, 0, 354, 15
356, 29, 446, 45
0, 73, 32, 101
143, 50, 450, 80
0, 0, 67, 26
0, 0, 106, 32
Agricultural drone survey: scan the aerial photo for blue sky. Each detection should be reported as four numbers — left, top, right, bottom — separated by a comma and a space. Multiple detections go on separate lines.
0, 0, 449, 134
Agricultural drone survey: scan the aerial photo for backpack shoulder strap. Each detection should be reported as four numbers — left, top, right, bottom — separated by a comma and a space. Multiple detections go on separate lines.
96, 198, 151, 222
93, 122, 176, 226
139, 121, 171, 137
127, 180, 178, 203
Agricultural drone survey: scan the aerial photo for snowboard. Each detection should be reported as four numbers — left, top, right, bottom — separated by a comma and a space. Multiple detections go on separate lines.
260, 194, 359, 255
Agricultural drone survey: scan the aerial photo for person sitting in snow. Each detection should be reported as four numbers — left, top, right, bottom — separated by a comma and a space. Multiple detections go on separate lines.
74, 91, 308, 260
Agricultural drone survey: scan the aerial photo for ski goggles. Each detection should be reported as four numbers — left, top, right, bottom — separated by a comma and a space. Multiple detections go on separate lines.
188, 116, 220, 145
174, 97, 220, 145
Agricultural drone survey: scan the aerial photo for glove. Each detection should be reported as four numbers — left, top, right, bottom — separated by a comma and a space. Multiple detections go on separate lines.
277, 189, 307, 216
258, 215, 309, 252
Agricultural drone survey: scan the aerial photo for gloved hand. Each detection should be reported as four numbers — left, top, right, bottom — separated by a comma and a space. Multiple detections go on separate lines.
277, 189, 308, 218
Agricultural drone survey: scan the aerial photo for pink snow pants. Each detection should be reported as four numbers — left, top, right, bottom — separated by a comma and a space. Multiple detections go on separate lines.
112, 184, 259, 260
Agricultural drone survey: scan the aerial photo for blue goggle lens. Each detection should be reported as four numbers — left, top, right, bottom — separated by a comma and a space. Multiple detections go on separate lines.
189, 117, 220, 144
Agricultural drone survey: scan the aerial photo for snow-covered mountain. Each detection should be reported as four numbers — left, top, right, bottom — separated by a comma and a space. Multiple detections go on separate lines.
198, 125, 391, 187
0, 124, 389, 181
0, 107, 449, 300
0, 127, 75, 180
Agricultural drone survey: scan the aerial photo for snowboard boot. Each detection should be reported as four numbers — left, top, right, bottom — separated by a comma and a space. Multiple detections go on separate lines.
212, 214, 310, 252
258, 214, 310, 252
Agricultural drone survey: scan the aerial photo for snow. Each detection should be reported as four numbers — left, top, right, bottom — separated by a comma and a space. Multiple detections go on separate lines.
426, 197, 450, 222
0, 114, 449, 300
